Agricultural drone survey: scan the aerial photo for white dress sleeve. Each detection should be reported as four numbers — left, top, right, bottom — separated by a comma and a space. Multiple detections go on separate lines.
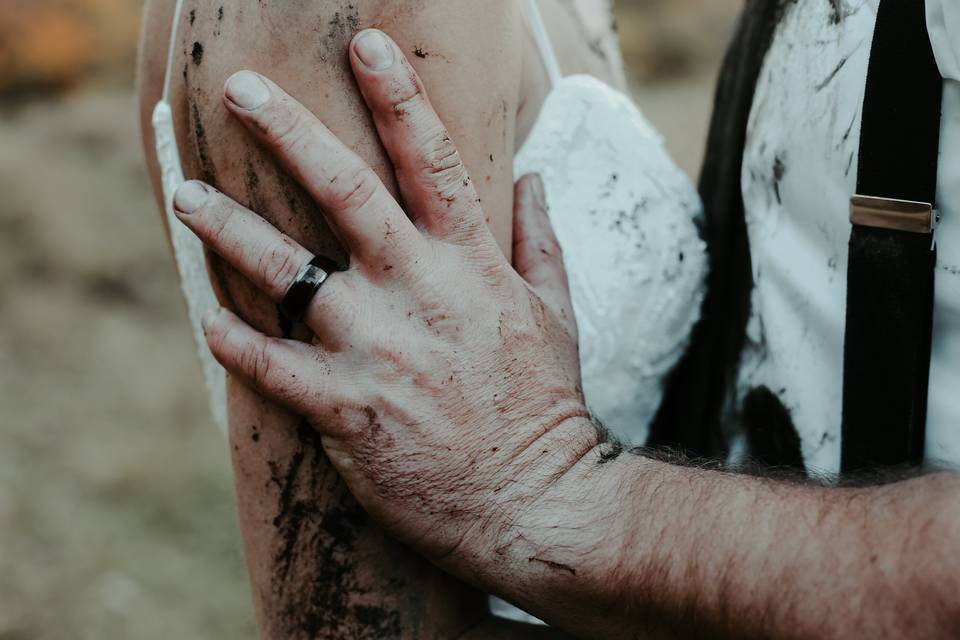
927, 0, 960, 82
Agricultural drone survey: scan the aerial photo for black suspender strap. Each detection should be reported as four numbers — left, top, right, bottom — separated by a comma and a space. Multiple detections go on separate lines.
841, 0, 943, 473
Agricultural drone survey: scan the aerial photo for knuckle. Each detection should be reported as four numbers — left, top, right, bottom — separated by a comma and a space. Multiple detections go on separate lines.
265, 106, 311, 155
207, 320, 230, 356
310, 277, 339, 310
329, 165, 380, 214
419, 130, 460, 172
418, 131, 466, 190
308, 270, 351, 320
205, 202, 240, 248
239, 337, 273, 388
478, 256, 514, 289
284, 380, 315, 413
260, 244, 301, 296
389, 79, 426, 120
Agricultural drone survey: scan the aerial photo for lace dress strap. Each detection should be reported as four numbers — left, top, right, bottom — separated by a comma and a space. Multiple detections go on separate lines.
161, 0, 186, 102
152, 0, 229, 431
525, 0, 564, 86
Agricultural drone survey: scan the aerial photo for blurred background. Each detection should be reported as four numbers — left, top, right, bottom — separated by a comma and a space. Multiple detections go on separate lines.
0, 1, 740, 637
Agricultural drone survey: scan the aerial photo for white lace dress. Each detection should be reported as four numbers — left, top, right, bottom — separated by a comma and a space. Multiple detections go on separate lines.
514, 75, 706, 444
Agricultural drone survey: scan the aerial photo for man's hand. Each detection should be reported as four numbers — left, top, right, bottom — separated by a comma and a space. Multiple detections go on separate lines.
170, 27, 960, 640
172, 28, 610, 601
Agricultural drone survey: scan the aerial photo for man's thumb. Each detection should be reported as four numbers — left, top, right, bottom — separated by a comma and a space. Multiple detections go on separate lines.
512, 174, 577, 335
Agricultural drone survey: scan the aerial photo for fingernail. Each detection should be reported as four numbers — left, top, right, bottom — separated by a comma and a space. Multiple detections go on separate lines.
354, 30, 395, 71
174, 180, 209, 214
225, 71, 271, 110
202, 307, 222, 332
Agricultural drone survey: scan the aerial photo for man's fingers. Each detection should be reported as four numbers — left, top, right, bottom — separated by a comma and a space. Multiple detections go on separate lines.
173, 180, 354, 339
202, 308, 335, 421
222, 70, 423, 267
512, 174, 577, 337
349, 30, 489, 244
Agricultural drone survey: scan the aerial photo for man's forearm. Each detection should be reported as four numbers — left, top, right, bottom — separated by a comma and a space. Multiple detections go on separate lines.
492, 421, 960, 639
616, 460, 960, 638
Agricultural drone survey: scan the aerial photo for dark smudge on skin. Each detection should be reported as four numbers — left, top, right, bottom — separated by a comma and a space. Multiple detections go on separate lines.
191, 41, 204, 66
352, 605, 403, 637
268, 421, 404, 639
319, 5, 360, 64
188, 102, 217, 186
243, 157, 262, 208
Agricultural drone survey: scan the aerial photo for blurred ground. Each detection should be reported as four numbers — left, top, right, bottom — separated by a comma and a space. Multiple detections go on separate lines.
0, 1, 740, 638
0, 93, 255, 638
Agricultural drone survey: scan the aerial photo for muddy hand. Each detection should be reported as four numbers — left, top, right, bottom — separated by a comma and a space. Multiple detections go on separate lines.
172, 29, 595, 589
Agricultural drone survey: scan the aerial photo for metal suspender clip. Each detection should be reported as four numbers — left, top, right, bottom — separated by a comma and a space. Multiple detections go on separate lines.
850, 195, 940, 234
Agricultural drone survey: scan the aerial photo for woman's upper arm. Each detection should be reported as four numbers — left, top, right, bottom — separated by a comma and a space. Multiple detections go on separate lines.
136, 5, 524, 637
138, 0, 524, 276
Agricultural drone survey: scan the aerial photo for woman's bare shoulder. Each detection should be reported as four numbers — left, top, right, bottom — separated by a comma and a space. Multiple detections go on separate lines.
137, 0, 524, 147
540, 0, 626, 89
137, 0, 524, 248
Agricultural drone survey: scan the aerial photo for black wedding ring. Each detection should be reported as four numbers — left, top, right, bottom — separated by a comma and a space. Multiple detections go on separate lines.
280, 255, 340, 322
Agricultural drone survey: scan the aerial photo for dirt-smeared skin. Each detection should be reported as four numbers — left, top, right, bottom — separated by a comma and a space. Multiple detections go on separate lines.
266, 421, 404, 639
224, 388, 483, 639
137, 0, 526, 637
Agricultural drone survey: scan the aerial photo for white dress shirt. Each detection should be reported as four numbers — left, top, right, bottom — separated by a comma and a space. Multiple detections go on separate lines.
739, 0, 960, 473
